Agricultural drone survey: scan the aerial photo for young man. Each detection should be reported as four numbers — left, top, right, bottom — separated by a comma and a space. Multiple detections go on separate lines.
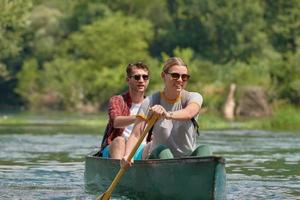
100, 62, 150, 159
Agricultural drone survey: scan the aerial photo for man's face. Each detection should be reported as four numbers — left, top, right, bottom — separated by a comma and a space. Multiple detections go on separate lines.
127, 67, 149, 93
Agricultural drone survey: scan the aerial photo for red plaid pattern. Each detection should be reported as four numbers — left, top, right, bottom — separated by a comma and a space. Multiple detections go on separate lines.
101, 92, 132, 149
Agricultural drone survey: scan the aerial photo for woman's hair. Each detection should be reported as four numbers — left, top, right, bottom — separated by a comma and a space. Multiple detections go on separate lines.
126, 61, 149, 77
163, 57, 187, 73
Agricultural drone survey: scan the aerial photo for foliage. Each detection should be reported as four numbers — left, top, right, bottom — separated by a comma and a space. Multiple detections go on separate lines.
0, 0, 32, 61
0, 0, 33, 106
16, 12, 155, 110
263, 0, 300, 53
64, 0, 112, 33
0, 63, 9, 80
199, 112, 231, 130
15, 58, 40, 108
0, 0, 298, 126
154, 0, 271, 63
62, 13, 154, 66
262, 104, 300, 131
26, 4, 65, 63
268, 51, 300, 104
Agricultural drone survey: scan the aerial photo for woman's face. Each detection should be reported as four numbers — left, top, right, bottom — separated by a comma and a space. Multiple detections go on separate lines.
162, 65, 189, 93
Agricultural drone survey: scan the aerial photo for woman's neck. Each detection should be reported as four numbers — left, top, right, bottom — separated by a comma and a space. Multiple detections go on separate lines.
163, 88, 181, 101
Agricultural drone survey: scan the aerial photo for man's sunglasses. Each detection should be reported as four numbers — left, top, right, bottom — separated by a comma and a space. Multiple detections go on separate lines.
129, 74, 149, 81
165, 72, 190, 81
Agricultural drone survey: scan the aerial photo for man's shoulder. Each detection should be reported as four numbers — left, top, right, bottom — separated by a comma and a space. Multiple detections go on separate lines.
110, 92, 129, 101
109, 92, 132, 110
121, 92, 131, 103
109, 94, 123, 102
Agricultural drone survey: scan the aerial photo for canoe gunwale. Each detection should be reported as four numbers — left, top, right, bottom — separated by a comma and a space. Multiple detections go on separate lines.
86, 152, 225, 165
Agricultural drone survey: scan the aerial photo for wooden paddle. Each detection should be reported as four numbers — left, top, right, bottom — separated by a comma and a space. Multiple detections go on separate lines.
96, 113, 159, 200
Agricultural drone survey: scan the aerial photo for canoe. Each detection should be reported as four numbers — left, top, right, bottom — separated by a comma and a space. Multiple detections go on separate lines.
85, 152, 226, 199
84, 151, 226, 200
84, 153, 226, 200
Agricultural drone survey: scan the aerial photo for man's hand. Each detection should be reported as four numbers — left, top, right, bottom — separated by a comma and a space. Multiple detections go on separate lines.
120, 156, 134, 170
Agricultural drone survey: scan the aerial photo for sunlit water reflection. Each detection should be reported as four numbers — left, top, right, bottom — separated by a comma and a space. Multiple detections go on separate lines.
0, 126, 299, 200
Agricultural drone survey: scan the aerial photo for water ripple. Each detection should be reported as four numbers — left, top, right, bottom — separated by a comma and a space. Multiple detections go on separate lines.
0, 128, 299, 199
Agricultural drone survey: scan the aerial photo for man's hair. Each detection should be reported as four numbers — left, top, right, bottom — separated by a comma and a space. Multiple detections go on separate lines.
126, 61, 149, 77
163, 57, 187, 73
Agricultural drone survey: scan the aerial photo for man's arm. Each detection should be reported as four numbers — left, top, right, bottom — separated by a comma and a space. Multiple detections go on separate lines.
113, 115, 136, 128
120, 118, 146, 168
124, 118, 145, 155
109, 95, 136, 128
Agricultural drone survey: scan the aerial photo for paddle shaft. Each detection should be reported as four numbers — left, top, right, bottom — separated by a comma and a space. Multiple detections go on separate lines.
97, 113, 159, 200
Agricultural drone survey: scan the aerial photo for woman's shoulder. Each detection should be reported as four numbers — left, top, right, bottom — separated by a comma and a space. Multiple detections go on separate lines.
182, 90, 203, 105
182, 90, 202, 98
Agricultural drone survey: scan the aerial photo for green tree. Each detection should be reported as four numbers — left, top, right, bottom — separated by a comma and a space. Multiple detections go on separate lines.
7, 0, 300, 111
0, 64, 9, 80
263, 0, 300, 105
270, 50, 300, 105
26, 4, 65, 63
105, 0, 172, 56
264, 0, 300, 53
16, 13, 156, 110
15, 58, 40, 108
0, 0, 32, 61
0, 0, 32, 106
64, 0, 111, 32
160, 0, 272, 63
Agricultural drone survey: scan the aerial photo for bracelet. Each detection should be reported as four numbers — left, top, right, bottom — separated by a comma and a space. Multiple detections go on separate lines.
167, 111, 173, 120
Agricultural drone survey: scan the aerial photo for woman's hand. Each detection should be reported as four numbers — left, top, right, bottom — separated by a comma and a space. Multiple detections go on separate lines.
120, 156, 134, 170
150, 105, 172, 119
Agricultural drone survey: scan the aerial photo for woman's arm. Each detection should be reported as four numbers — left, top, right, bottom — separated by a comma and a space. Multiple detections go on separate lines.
150, 102, 201, 121
166, 102, 201, 120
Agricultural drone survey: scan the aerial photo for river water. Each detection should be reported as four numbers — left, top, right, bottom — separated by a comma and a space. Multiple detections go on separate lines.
0, 124, 299, 200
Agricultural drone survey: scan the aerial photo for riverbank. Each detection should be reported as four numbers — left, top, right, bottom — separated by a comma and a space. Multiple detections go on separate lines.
201, 105, 300, 131
0, 106, 299, 132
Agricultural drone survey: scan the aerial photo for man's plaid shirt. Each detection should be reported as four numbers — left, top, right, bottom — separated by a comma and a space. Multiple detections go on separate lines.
101, 92, 132, 150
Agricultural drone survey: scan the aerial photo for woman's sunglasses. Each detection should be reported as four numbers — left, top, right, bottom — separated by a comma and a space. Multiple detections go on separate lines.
165, 72, 190, 81
129, 74, 149, 81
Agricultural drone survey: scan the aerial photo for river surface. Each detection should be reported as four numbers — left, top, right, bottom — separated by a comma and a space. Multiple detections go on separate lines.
0, 124, 299, 200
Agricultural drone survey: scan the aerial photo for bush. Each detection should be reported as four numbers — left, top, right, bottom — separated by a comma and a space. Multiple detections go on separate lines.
263, 105, 300, 131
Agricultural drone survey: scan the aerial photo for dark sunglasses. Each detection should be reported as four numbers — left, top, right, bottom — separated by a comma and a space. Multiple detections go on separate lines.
165, 72, 190, 81
129, 74, 149, 81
